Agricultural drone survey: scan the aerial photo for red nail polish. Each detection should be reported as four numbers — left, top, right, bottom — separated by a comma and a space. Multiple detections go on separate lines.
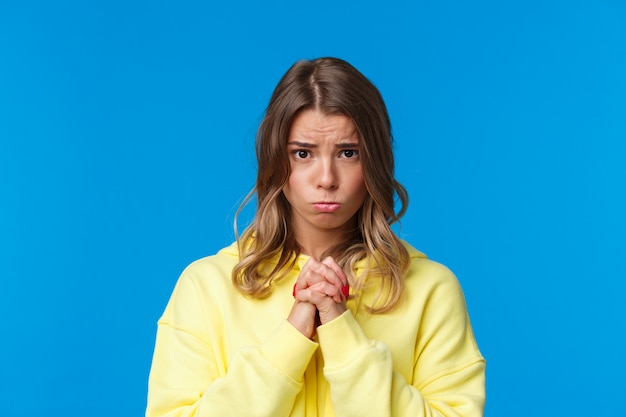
293, 283, 297, 298
341, 284, 349, 298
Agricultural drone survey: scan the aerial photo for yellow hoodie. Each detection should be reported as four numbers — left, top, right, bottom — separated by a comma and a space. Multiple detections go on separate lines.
146, 241, 485, 417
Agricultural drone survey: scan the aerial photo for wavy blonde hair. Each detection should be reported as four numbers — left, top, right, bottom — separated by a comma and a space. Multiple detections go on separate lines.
233, 57, 410, 313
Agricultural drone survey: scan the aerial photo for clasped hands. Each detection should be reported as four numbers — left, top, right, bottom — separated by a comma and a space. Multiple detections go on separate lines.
287, 257, 349, 339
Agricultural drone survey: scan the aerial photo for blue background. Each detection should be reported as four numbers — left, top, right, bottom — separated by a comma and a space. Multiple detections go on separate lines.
1, 0, 625, 416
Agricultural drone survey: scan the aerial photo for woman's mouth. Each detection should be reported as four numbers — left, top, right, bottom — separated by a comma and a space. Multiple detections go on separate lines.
313, 202, 341, 212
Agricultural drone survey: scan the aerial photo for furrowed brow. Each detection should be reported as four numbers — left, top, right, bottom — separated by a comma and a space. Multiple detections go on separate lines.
335, 142, 360, 149
287, 141, 316, 148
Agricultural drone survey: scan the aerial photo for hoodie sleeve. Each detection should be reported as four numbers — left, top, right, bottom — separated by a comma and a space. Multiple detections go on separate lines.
316, 266, 485, 417
145, 270, 318, 417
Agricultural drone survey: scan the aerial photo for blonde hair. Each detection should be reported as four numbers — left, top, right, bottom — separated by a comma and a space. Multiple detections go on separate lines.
233, 57, 410, 313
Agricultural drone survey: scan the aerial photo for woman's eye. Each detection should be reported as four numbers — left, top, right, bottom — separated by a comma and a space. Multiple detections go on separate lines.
296, 150, 309, 159
342, 150, 358, 158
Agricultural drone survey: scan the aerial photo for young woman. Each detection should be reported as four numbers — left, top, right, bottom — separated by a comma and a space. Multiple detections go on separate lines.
146, 57, 485, 417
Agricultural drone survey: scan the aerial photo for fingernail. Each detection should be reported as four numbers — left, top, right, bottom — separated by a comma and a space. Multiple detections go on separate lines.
341, 284, 349, 298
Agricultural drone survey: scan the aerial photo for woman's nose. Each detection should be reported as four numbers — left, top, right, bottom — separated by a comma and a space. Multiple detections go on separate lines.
316, 159, 338, 189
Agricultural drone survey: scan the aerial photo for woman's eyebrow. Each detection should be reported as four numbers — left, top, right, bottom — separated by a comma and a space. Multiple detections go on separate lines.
335, 142, 359, 149
287, 141, 316, 148
287, 141, 359, 148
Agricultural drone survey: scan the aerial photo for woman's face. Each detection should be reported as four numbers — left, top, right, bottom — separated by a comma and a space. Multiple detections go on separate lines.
283, 109, 367, 242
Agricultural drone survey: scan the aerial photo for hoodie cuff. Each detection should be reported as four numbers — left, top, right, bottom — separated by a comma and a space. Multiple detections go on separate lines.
260, 319, 318, 382
317, 310, 370, 368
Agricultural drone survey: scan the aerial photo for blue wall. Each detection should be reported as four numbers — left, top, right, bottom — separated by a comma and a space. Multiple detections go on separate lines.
1, 1, 625, 415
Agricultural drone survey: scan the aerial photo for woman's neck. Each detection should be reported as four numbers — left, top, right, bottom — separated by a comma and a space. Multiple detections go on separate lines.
292, 223, 359, 260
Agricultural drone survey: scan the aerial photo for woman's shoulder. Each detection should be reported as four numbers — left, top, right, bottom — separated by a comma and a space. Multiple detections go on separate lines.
183, 241, 239, 272
173, 241, 241, 291
400, 240, 462, 291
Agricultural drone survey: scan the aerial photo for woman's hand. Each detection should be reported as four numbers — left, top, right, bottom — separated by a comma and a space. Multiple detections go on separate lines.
293, 257, 347, 302
292, 257, 349, 325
